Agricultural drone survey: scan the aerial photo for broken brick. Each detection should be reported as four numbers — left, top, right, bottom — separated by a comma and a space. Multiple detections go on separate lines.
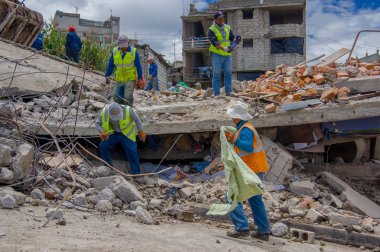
318, 66, 331, 74
313, 74, 325, 85
306, 88, 318, 97
320, 88, 339, 101
292, 93, 302, 101
265, 103, 276, 113
371, 70, 380, 76
336, 72, 350, 78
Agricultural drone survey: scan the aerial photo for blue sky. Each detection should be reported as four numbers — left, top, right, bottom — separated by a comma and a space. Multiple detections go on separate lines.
27, 0, 380, 62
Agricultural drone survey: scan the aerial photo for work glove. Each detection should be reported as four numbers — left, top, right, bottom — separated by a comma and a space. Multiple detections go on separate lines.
100, 132, 108, 141
225, 131, 235, 143
105, 77, 111, 84
222, 47, 229, 52
138, 131, 146, 142
148, 75, 153, 80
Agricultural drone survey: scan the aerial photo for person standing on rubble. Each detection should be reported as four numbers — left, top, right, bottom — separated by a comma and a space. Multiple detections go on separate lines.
224, 101, 271, 241
95, 102, 146, 174
105, 35, 143, 106
144, 57, 159, 91
208, 11, 235, 97
65, 26, 82, 63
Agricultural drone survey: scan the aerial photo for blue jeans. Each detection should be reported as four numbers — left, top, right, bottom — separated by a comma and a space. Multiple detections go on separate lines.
145, 77, 159, 91
211, 52, 232, 96
114, 81, 135, 106
99, 132, 140, 174
228, 172, 270, 234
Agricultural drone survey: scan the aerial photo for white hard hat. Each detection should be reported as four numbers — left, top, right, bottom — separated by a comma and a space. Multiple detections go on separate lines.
226, 101, 253, 120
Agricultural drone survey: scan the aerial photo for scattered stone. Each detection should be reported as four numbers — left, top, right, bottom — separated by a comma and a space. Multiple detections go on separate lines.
149, 198, 162, 208
135, 206, 155, 225
157, 179, 169, 188
373, 246, 380, 252
86, 195, 100, 205
271, 222, 289, 237
46, 208, 64, 219
332, 223, 344, 229
95, 166, 111, 177
216, 239, 221, 244
113, 198, 123, 208
0, 167, 14, 184
179, 187, 193, 199
91, 176, 120, 190
124, 210, 136, 217
110, 177, 144, 203
56, 217, 67, 226
290, 181, 320, 198
12, 143, 34, 180
0, 227, 6, 237
362, 217, 375, 233
352, 225, 363, 233
321, 194, 343, 209
195, 194, 207, 203
360, 246, 366, 250
32, 199, 49, 207
328, 213, 361, 227
31, 188, 45, 200
289, 207, 307, 217
130, 201, 147, 210
97, 188, 115, 202
73, 194, 87, 207
0, 195, 16, 209
0, 187, 26, 205
176, 209, 194, 222
62, 201, 75, 209
95, 200, 113, 213
0, 144, 12, 166
320, 242, 326, 246
305, 209, 326, 223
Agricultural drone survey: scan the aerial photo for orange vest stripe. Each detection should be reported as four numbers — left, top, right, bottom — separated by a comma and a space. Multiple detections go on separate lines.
233, 122, 269, 174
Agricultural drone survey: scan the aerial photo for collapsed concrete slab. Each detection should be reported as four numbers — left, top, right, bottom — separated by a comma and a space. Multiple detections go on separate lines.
321, 172, 380, 219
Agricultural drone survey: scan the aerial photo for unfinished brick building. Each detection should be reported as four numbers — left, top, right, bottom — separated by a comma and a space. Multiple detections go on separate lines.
182, 0, 306, 84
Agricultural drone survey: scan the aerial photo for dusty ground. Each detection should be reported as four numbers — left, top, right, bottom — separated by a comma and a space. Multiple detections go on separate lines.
0, 207, 364, 252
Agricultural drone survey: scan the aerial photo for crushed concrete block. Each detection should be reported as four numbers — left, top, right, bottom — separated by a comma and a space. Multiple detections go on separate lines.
110, 178, 144, 203
73, 194, 87, 207
157, 179, 169, 188
179, 187, 193, 199
271, 222, 289, 237
94, 166, 111, 177
290, 181, 320, 198
0, 144, 12, 166
130, 201, 147, 210
124, 210, 136, 216
305, 209, 326, 223
31, 188, 45, 200
361, 217, 374, 233
113, 198, 123, 208
135, 206, 155, 225
46, 208, 64, 219
86, 195, 100, 205
352, 225, 363, 233
0, 167, 14, 184
195, 194, 207, 203
290, 228, 315, 244
0, 195, 16, 209
321, 193, 343, 209
95, 200, 113, 213
149, 198, 162, 208
328, 213, 361, 227
91, 175, 121, 190
289, 207, 307, 217
97, 188, 115, 202
176, 209, 194, 222
265, 103, 276, 113
12, 143, 34, 180
0, 187, 26, 205
321, 172, 380, 218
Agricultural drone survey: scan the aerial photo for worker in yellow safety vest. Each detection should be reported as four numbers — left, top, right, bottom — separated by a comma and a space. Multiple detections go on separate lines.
95, 102, 146, 174
207, 11, 235, 97
224, 101, 271, 241
105, 35, 143, 106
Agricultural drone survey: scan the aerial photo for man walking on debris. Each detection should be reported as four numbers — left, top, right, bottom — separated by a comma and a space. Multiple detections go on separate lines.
208, 11, 235, 97
144, 57, 159, 91
65, 26, 82, 63
105, 35, 143, 106
96, 102, 146, 174
224, 101, 271, 240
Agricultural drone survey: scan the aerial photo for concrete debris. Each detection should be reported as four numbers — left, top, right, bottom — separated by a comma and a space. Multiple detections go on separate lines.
0, 144, 12, 167
0, 167, 14, 184
305, 209, 326, 223
290, 228, 315, 244
97, 188, 115, 202
91, 176, 120, 190
31, 189, 45, 200
95, 200, 113, 213
179, 187, 193, 199
0, 187, 26, 205
271, 222, 289, 237
130, 201, 147, 210
0, 195, 16, 209
290, 181, 320, 198
12, 143, 34, 181
135, 206, 155, 225
73, 194, 87, 207
328, 213, 362, 227
94, 166, 111, 177
109, 178, 145, 203
46, 208, 64, 219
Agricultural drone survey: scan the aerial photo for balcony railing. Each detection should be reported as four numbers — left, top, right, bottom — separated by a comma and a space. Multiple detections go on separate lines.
183, 37, 211, 50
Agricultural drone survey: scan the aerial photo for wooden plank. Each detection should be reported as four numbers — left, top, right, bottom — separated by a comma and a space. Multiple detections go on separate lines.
318, 48, 351, 66
335, 76, 380, 93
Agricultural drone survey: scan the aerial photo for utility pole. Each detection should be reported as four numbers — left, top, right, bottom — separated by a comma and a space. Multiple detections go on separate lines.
174, 40, 176, 62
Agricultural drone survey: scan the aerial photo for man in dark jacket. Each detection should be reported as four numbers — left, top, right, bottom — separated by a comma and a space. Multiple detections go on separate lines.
65, 26, 82, 63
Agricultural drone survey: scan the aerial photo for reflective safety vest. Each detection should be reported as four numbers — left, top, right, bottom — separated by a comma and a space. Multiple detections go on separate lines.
233, 122, 269, 174
101, 105, 137, 142
113, 47, 137, 83
209, 24, 231, 56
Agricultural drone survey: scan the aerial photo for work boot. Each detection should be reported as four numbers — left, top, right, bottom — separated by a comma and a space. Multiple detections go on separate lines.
251, 231, 270, 241
226, 229, 250, 238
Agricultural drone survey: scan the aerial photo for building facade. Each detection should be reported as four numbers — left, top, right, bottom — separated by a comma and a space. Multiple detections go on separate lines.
53, 11, 120, 45
182, 0, 306, 84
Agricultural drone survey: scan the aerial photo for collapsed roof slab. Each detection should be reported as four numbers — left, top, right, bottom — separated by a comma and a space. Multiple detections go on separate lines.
27, 97, 380, 136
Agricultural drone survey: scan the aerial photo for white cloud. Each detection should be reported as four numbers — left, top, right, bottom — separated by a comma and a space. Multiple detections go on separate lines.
307, 0, 380, 61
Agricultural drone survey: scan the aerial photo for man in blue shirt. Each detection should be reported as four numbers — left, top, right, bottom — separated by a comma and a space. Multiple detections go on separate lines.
31, 33, 43, 51
65, 26, 82, 63
144, 57, 159, 91
105, 35, 143, 106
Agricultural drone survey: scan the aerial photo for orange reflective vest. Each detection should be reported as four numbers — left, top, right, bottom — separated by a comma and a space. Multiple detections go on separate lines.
233, 122, 269, 174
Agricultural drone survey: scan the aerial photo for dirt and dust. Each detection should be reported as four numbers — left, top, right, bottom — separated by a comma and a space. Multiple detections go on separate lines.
0, 206, 365, 252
